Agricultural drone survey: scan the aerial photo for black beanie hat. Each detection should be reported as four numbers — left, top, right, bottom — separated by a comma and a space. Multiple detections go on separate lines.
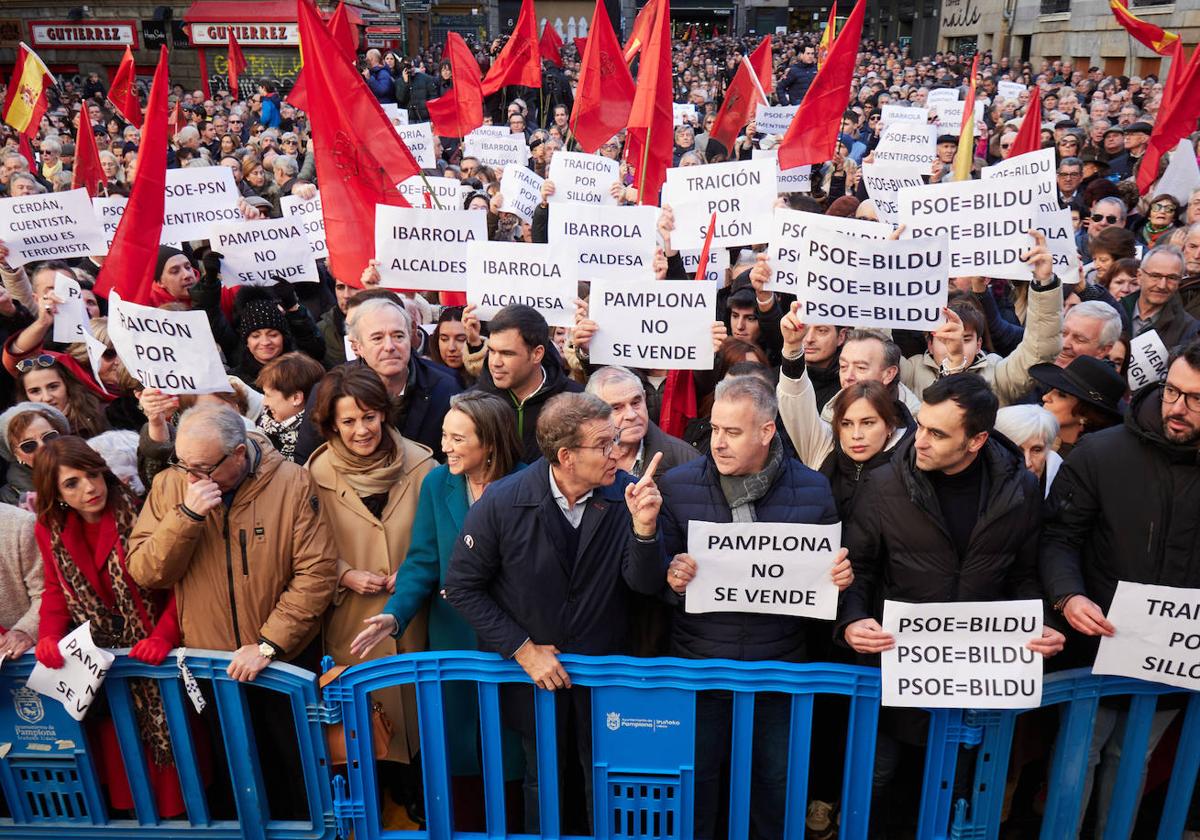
236, 286, 288, 342
155, 245, 186, 282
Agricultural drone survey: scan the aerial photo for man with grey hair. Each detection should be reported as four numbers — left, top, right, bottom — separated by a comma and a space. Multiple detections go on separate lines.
635, 374, 850, 840
1077, 196, 1127, 262
1056, 301, 1123, 368
266, 154, 311, 215
585, 365, 699, 479
1123, 245, 1199, 348
1179, 221, 1200, 318
446, 391, 664, 833
293, 294, 459, 462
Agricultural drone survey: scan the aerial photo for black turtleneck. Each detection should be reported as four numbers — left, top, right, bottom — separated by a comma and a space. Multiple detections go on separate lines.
927, 452, 985, 559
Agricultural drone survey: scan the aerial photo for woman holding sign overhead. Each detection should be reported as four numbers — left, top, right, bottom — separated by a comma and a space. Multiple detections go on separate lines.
31, 436, 196, 818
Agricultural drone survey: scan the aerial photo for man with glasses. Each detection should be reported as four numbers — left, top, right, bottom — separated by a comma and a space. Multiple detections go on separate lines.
1122, 245, 1199, 348
1056, 157, 1085, 210
1077, 197, 1127, 262
1041, 337, 1200, 837
446, 391, 665, 833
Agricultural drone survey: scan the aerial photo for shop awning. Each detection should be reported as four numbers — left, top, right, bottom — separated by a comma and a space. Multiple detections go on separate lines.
184, 0, 298, 24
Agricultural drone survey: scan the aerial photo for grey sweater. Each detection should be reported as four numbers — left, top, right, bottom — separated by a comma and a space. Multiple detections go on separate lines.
0, 505, 43, 639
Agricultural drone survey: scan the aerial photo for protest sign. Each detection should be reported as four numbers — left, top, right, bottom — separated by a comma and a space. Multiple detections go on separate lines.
375, 206, 488, 291
861, 163, 925, 225
1154, 138, 1200, 205
499, 165, 545, 224
382, 103, 409, 126
673, 102, 698, 125
548, 152, 620, 205
873, 123, 937, 175
754, 104, 798, 136
468, 124, 511, 138
1094, 582, 1200, 692
981, 150, 1078, 279
466, 241, 576, 327
934, 100, 985, 135
92, 195, 182, 255
882, 600, 1044, 709
881, 103, 927, 126
768, 204, 893, 289
665, 159, 775, 249
395, 122, 436, 169
52, 272, 89, 344
108, 292, 231, 394
588, 279, 716, 370
926, 88, 960, 106
997, 80, 1027, 102
397, 175, 467, 209
548, 203, 657, 281
752, 149, 811, 194
768, 223, 948, 329
463, 130, 530, 168
685, 521, 842, 617
1127, 330, 1169, 389
279, 192, 327, 257
211, 217, 318, 285
982, 147, 1057, 200
162, 167, 241, 242
0, 188, 106, 265
681, 246, 730, 282
25, 622, 115, 722
897, 175, 1044, 280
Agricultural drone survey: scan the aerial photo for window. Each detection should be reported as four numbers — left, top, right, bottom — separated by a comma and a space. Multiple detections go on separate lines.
1039, 0, 1070, 13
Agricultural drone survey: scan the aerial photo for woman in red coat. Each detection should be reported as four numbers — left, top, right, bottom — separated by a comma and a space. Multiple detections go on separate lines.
32, 435, 189, 817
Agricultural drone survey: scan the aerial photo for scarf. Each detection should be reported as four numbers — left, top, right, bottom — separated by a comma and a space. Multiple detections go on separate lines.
323, 427, 409, 496
257, 409, 304, 463
48, 493, 173, 767
718, 435, 784, 521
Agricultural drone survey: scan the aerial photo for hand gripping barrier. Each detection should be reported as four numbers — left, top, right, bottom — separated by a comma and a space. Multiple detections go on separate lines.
0, 650, 335, 840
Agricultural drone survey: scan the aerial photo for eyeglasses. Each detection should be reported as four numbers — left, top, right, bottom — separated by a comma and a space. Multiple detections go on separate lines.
15, 354, 56, 374
1163, 383, 1200, 412
1150, 202, 1177, 212
1091, 213, 1120, 224
1000, 143, 1014, 150
1140, 269, 1182, 284
1058, 170, 1082, 178
168, 451, 231, 480
17, 430, 60, 455
575, 430, 622, 459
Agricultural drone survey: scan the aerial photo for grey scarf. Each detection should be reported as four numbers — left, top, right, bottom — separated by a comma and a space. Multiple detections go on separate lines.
719, 435, 784, 521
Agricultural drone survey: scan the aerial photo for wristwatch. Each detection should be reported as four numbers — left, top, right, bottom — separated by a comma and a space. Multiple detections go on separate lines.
257, 640, 277, 659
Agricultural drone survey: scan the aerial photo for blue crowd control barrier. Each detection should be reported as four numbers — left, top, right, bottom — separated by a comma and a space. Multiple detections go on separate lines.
322, 651, 884, 840
0, 650, 336, 840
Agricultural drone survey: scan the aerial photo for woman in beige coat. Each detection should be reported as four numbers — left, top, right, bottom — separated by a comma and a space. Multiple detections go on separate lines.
306, 365, 434, 816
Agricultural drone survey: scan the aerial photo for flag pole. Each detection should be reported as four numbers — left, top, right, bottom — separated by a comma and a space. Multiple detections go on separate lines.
637, 124, 651, 202
418, 171, 445, 210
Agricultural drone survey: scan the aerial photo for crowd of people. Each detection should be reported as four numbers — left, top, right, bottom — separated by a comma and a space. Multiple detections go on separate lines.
1, 19, 1199, 840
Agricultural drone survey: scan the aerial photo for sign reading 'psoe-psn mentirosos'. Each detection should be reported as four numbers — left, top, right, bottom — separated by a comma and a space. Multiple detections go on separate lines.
882, 600, 1044, 709
588, 279, 715, 370
685, 521, 842, 619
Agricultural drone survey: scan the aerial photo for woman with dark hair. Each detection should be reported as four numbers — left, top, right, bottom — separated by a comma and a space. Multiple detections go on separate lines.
351, 391, 525, 825
14, 353, 112, 438
426, 305, 485, 386
1086, 226, 1137, 284
32, 436, 190, 817
230, 285, 324, 382
1030, 355, 1126, 458
305, 366, 435, 816
1102, 257, 1141, 301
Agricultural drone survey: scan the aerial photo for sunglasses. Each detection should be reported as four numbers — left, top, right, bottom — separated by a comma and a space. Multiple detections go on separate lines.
1150, 202, 1177, 212
17, 430, 60, 454
15, 354, 56, 374
1091, 213, 1120, 224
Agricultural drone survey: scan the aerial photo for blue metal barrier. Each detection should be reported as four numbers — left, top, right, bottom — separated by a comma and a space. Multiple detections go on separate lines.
0, 650, 335, 839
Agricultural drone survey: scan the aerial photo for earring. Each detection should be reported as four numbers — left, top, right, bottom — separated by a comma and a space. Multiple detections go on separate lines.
58, 500, 68, 509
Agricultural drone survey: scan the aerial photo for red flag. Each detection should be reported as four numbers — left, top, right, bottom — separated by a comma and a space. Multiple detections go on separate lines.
1109, 0, 1179, 55
169, 100, 188, 136
296, 0, 419, 287
709, 37, 771, 152
569, 0, 635, 153
695, 212, 717, 281
777, 0, 865, 169
428, 32, 485, 138
540, 21, 564, 67
108, 45, 143, 127
623, 0, 659, 63
17, 134, 35, 171
72, 107, 105, 197
1138, 41, 1200, 194
750, 34, 773, 92
227, 30, 248, 97
1006, 83, 1042, 158
660, 370, 696, 438
574, 36, 587, 55
481, 0, 541, 96
328, 1, 359, 61
95, 47, 169, 305
626, 0, 672, 204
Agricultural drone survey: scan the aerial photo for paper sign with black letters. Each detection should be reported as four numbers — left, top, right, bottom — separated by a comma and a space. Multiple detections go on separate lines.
376, 206, 488, 291
25, 622, 116, 722
162, 167, 240, 242
0, 188, 106, 265
547, 152, 619, 206
280, 192, 327, 257
1094, 582, 1200, 691
212, 217, 318, 285
665, 159, 775, 249
466, 241, 576, 326
588, 279, 715, 370
548, 203, 657, 281
108, 292, 231, 394
499, 165, 544, 224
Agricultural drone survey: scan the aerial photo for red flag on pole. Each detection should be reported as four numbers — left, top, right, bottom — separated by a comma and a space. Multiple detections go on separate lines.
227, 30, 248, 97
708, 36, 771, 153
17, 134, 35, 172
569, 0, 635, 153
296, 0, 420, 286
108, 45, 143, 127
660, 369, 697, 438
169, 100, 188, 136
72, 107, 106, 197
695, 212, 717, 281
481, 0, 542, 96
623, 0, 659, 63
95, 47, 169, 305
540, 21, 564, 67
777, 0, 866, 169
1138, 41, 1200, 194
1005, 83, 1042, 158
625, 0, 673, 204
1109, 0, 1179, 55
427, 32, 485, 138
328, 1, 359, 61
573, 36, 587, 55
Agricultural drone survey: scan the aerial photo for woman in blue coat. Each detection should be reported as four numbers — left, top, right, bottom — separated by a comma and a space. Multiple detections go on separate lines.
352, 391, 524, 822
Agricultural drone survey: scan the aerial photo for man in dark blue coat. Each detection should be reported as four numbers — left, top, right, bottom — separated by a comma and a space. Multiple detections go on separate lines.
633, 375, 852, 840
776, 44, 818, 105
445, 391, 664, 833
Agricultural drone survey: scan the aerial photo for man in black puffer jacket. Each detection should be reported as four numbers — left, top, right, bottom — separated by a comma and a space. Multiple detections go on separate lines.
633, 375, 850, 840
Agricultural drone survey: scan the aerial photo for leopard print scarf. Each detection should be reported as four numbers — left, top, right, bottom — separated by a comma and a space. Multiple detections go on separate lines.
49, 491, 174, 768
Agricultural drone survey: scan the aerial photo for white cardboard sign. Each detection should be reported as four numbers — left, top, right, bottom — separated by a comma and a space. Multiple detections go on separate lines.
375, 206, 488, 292
1094, 582, 1200, 691
754, 104, 799, 137
397, 175, 467, 209
382, 103, 409, 126
466, 241, 576, 327
588, 279, 715, 370
162, 167, 241, 243
463, 131, 530, 168
52, 272, 89, 344
873, 123, 937, 175
681, 246, 730, 282
211, 217, 318, 285
108, 292, 232, 394
279, 192, 327, 257
25, 622, 116, 722
861, 163, 925, 226
395, 122, 436, 169
673, 102, 698, 126
685, 521, 842, 618
0, 189, 106, 265
499, 165, 544, 224
665, 158, 775, 249
548, 203, 657, 281
1127, 330, 1170, 390
548, 151, 620, 206
752, 149, 811, 194
997, 80, 1027, 102
880, 103, 928, 126
926, 88, 960, 106
882, 599, 1044, 709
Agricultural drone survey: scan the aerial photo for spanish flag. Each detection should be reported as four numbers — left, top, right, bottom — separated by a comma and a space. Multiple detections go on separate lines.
2, 43, 55, 137
1109, 0, 1178, 55
953, 53, 980, 181
817, 2, 837, 70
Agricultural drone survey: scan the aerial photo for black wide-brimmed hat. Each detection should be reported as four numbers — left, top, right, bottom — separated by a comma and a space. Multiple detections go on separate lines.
1030, 355, 1125, 418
